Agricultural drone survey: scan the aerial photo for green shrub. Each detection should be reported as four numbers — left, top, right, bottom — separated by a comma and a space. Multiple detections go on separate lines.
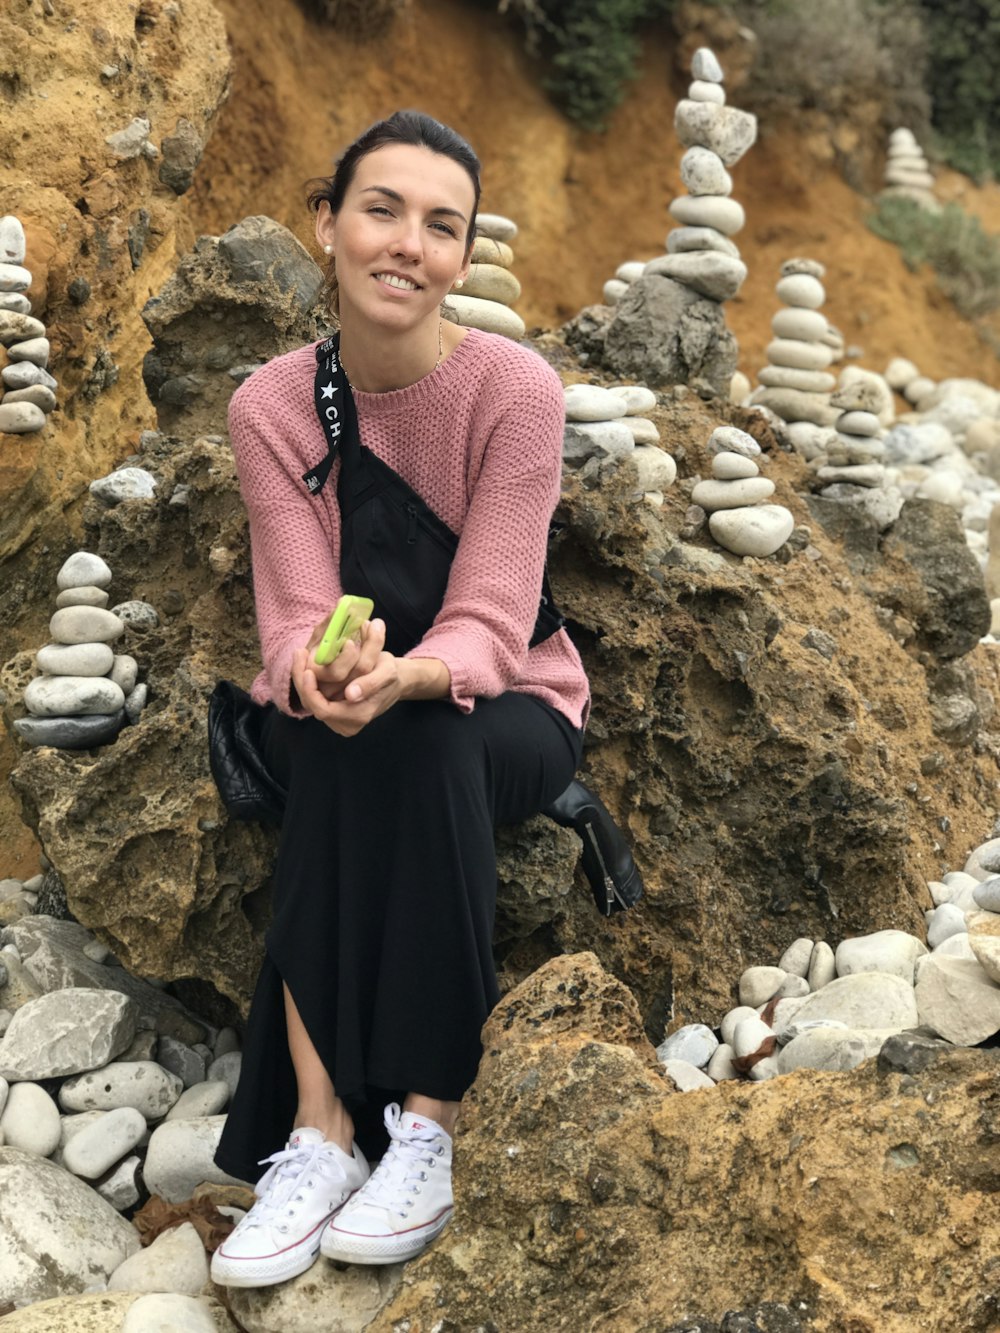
300, 0, 408, 36
867, 195, 1000, 319
917, 0, 1000, 180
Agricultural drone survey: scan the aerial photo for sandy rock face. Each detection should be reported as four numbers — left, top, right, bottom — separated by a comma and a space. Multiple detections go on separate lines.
372, 952, 1000, 1333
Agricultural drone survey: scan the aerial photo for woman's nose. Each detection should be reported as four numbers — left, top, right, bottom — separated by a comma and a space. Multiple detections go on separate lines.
390, 217, 423, 259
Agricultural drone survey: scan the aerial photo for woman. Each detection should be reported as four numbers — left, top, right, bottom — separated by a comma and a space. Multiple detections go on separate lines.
211, 110, 589, 1287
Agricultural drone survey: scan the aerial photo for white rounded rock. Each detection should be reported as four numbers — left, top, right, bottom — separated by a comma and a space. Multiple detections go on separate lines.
108, 1219, 209, 1295
8, 336, 49, 367
110, 654, 139, 695
0, 217, 26, 265
668, 194, 745, 236
62, 1106, 146, 1179
965, 838, 1000, 882
49, 606, 124, 645
0, 262, 32, 292
885, 357, 920, 389
777, 1027, 886, 1075
614, 261, 647, 284
706, 1043, 738, 1081
738, 965, 787, 1007
757, 366, 836, 392
775, 274, 826, 309
656, 1023, 719, 1069
35, 642, 115, 677
710, 505, 794, 557
778, 938, 815, 978
837, 410, 881, 437
667, 226, 740, 258
730, 370, 751, 403
474, 213, 517, 243
927, 903, 970, 949
973, 879, 1000, 913
165, 1079, 231, 1121
766, 338, 834, 372
54, 585, 110, 609
967, 911, 1000, 984
771, 307, 828, 342
56, 552, 113, 590
564, 383, 628, 422
835, 930, 928, 984
0, 1083, 60, 1156
608, 384, 656, 415
121, 1293, 220, 1333
692, 477, 775, 511
0, 401, 45, 433
629, 445, 676, 491
712, 451, 759, 480
708, 425, 760, 458
603, 278, 628, 305
23, 675, 125, 718
59, 1061, 183, 1118
789, 972, 919, 1031
689, 79, 726, 104
680, 146, 732, 196
441, 294, 524, 339
732, 1016, 776, 1060
808, 941, 836, 990
720, 1005, 758, 1047
691, 46, 724, 81
144, 1115, 250, 1201
915, 956, 1000, 1045
661, 1058, 716, 1091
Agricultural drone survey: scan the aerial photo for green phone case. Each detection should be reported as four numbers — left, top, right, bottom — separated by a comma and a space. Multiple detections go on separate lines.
314, 595, 374, 665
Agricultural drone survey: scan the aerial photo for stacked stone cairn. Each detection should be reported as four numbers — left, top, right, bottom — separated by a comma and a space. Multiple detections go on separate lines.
885, 355, 936, 411
690, 425, 795, 557
751, 259, 840, 439
881, 128, 938, 211
0, 215, 56, 436
643, 46, 752, 306
656, 829, 1000, 1090
15, 551, 150, 750
562, 382, 677, 503
443, 212, 524, 340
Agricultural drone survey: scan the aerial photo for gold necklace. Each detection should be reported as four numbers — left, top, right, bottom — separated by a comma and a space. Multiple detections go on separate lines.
342, 321, 443, 390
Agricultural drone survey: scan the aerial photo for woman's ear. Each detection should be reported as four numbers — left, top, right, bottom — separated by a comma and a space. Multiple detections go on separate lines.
315, 201, 336, 255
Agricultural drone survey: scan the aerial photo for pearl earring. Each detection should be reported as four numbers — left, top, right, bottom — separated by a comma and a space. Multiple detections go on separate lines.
323, 244, 333, 255
454, 278, 464, 289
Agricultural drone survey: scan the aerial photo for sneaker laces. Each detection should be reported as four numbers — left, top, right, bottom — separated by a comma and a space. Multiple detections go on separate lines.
247, 1139, 341, 1228
361, 1103, 446, 1218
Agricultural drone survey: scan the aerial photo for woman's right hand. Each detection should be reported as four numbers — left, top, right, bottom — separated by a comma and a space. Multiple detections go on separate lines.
291, 615, 386, 714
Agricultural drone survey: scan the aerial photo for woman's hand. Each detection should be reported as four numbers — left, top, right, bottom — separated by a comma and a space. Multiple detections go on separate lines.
291, 618, 450, 736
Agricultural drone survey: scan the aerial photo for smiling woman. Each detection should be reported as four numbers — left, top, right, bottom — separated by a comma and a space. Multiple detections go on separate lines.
209, 111, 590, 1291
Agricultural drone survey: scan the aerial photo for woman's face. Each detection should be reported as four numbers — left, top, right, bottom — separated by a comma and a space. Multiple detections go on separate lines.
317, 142, 475, 333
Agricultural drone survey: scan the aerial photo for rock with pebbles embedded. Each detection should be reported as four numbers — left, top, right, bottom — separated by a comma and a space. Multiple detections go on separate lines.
0, 988, 138, 1081
674, 101, 757, 166
60, 1061, 183, 1118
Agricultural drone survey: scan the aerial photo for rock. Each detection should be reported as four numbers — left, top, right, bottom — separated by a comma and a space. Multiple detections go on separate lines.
563, 420, 635, 465
106, 116, 156, 159
778, 939, 815, 978
775, 973, 810, 998
0, 401, 46, 433
603, 273, 738, 395
121, 1293, 221, 1332
61, 1106, 146, 1179
124, 682, 149, 723
835, 930, 928, 984
905, 374, 936, 406
691, 47, 724, 81
757, 365, 836, 392
0, 262, 32, 292
883, 422, 953, 465
876, 1027, 953, 1076
108, 1220, 209, 1295
165, 1079, 230, 1120
0, 312, 45, 347
0, 988, 138, 1080
712, 451, 758, 480
3, 385, 56, 413
159, 118, 205, 195
973, 879, 1000, 912
34, 643, 114, 678
837, 410, 881, 437
225, 1259, 404, 1333
471, 236, 514, 268
13, 713, 127, 749
56, 553, 115, 590
667, 226, 740, 258
614, 262, 646, 284
668, 195, 745, 236
775, 274, 825, 309
0, 1082, 60, 1156
109, 655, 139, 694
709, 505, 795, 558
89, 467, 157, 506
791, 973, 919, 1031
753, 387, 840, 426
157, 1036, 206, 1089
59, 1061, 183, 1118
729, 370, 751, 402
965, 837, 1000, 881
0, 1292, 140, 1329
607, 384, 656, 415
777, 1027, 886, 1074
563, 384, 628, 422
656, 1023, 718, 1068
720, 1006, 759, 1047
708, 425, 760, 458
628, 445, 676, 492
885, 357, 920, 389
915, 956, 1000, 1045
732, 1016, 777, 1062
0, 292, 30, 315
54, 585, 110, 609
622, 417, 659, 444
679, 146, 732, 196
0, 217, 25, 265
475, 213, 517, 243
748, 1055, 780, 1081
661, 1058, 716, 1090
967, 910, 1000, 984
926, 902, 967, 948
462, 263, 521, 305
7, 337, 49, 367
771, 307, 828, 342
674, 100, 757, 166
95, 1153, 142, 1211
766, 338, 833, 372
143, 1115, 250, 1201
691, 477, 775, 511
441, 293, 525, 339
0, 1147, 140, 1306
603, 279, 628, 305
645, 253, 747, 302
23, 676, 126, 718
49, 606, 125, 645
689, 79, 726, 105
110, 600, 159, 630
2, 361, 56, 390
206, 1050, 242, 1098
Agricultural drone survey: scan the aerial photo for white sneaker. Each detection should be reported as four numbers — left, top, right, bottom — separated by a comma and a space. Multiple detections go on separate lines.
320, 1104, 453, 1265
211, 1127, 369, 1287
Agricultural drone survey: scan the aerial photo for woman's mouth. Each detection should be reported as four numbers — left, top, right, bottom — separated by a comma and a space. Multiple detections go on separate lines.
373, 272, 421, 292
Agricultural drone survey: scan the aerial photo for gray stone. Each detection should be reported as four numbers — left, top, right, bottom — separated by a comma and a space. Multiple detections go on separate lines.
876, 1027, 953, 1076
775, 274, 825, 309
109, 654, 139, 694
926, 902, 967, 948
708, 425, 760, 458
968, 911, 1000, 983
54, 585, 110, 609
3, 385, 56, 413
13, 711, 127, 749
207, 1050, 242, 1098
628, 445, 676, 492
656, 1023, 719, 1069
965, 838, 1000, 881
0, 312, 45, 347
781, 257, 826, 279
7, 337, 49, 367
973, 878, 1000, 912
837, 410, 881, 437
143, 1115, 250, 1201
89, 467, 157, 506
2, 361, 56, 390
121, 1293, 220, 1333
109, 1219, 209, 1295
106, 116, 156, 159
35, 642, 114, 678
666, 226, 740, 258
157, 1036, 206, 1089
691, 46, 724, 81
213, 1026, 241, 1058
56, 552, 113, 590
563, 420, 635, 465
0, 217, 26, 265
23, 675, 126, 718
710, 506, 794, 558
712, 451, 758, 480
679, 146, 732, 196
62, 1106, 146, 1178
0, 1146, 140, 1306
645, 253, 746, 302
661, 1058, 716, 1090
0, 988, 137, 1080
604, 274, 737, 394
775, 973, 811, 998
49, 606, 125, 645
96, 1153, 142, 1211
835, 930, 928, 984
767, 338, 834, 372
622, 416, 659, 447
883, 423, 954, 465
563, 383, 628, 422
792, 972, 918, 1031
915, 956, 1000, 1045
753, 387, 840, 426
777, 1026, 886, 1074
738, 966, 786, 1007
674, 100, 757, 166
217, 215, 324, 314
691, 477, 775, 511
159, 118, 204, 195
0, 292, 30, 314
165, 1079, 230, 1120
668, 195, 745, 236
0, 401, 45, 433
0, 262, 31, 292
110, 599, 159, 630
124, 681, 149, 723
0, 1082, 60, 1156
771, 308, 828, 342
59, 1061, 183, 1118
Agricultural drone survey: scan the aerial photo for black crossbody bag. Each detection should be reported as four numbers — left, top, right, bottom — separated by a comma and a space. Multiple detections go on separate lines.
208, 334, 643, 916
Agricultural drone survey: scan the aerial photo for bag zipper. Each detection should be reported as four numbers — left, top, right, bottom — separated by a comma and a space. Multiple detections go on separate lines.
582, 821, 627, 915
404, 502, 418, 545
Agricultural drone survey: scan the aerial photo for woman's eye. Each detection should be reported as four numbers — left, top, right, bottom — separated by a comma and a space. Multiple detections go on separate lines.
368, 205, 394, 217
431, 222, 458, 238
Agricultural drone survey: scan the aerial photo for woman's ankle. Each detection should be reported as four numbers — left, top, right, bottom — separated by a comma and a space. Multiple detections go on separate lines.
294, 1103, 355, 1154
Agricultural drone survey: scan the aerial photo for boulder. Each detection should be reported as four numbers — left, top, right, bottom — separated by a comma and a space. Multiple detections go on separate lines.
603, 274, 738, 395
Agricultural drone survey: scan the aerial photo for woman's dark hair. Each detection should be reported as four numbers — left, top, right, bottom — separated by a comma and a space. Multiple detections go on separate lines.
307, 110, 481, 316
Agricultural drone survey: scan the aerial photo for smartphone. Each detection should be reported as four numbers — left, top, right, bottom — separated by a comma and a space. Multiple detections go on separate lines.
314, 595, 374, 666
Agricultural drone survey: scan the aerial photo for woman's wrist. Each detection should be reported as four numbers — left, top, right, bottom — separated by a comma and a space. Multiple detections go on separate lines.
398, 656, 451, 701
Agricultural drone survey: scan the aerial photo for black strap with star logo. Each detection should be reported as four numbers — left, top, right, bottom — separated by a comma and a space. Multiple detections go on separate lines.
304, 334, 358, 495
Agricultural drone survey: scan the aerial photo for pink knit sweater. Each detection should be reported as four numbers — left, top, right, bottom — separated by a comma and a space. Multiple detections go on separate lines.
228, 327, 590, 728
